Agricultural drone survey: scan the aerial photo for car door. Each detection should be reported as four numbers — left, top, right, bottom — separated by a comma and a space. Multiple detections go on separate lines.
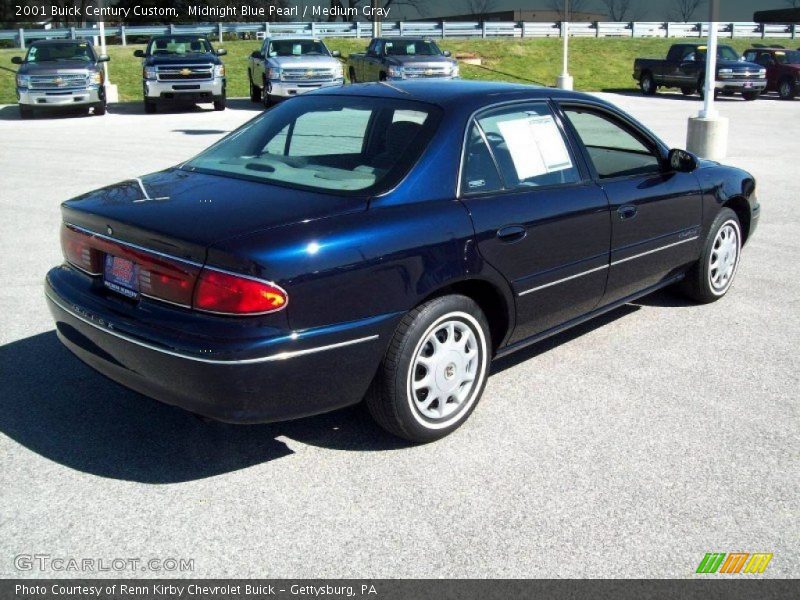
678, 46, 702, 87
366, 40, 383, 81
559, 102, 702, 305
458, 101, 611, 344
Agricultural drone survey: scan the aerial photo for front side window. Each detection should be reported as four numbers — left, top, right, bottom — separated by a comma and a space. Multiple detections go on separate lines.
462, 103, 580, 194
563, 107, 661, 179
26, 42, 94, 63
149, 37, 212, 56
185, 96, 441, 194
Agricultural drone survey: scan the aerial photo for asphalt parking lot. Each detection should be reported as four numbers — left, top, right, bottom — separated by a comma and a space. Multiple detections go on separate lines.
0, 92, 797, 579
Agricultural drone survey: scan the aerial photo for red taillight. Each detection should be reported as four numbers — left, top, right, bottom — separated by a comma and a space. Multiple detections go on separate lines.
193, 269, 288, 315
61, 226, 103, 275
134, 251, 200, 307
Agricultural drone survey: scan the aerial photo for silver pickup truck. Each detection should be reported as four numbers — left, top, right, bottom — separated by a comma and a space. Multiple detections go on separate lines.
347, 38, 459, 83
12, 39, 109, 119
248, 37, 344, 107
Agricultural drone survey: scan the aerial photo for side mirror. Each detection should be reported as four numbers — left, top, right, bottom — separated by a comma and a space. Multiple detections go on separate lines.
668, 149, 698, 173
133, 49, 145, 58
97, 54, 110, 62
443, 50, 452, 57
251, 50, 262, 59
11, 56, 23, 65
331, 50, 341, 58
216, 48, 227, 56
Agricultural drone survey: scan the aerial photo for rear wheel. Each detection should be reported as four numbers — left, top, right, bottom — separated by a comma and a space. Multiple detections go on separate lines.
742, 90, 760, 101
681, 87, 695, 96
19, 105, 33, 119
680, 208, 742, 304
144, 99, 156, 114
639, 72, 657, 96
778, 78, 797, 100
249, 72, 261, 102
366, 295, 491, 443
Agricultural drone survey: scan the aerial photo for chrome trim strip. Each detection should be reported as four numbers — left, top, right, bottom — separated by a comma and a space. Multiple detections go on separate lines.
46, 290, 378, 365
518, 264, 608, 296
609, 236, 698, 267
517, 236, 699, 296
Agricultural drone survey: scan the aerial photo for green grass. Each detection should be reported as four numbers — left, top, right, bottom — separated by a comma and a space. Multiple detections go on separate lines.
0, 37, 791, 105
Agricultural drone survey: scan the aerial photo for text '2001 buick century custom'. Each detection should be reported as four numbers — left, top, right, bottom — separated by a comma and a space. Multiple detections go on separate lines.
45, 81, 760, 442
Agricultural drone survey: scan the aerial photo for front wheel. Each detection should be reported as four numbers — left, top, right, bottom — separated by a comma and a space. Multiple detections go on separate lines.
19, 105, 33, 119
742, 90, 760, 101
348, 66, 357, 83
144, 99, 156, 114
681, 87, 695, 96
213, 95, 226, 111
93, 102, 106, 116
249, 73, 261, 102
680, 208, 742, 304
262, 78, 272, 108
366, 295, 491, 443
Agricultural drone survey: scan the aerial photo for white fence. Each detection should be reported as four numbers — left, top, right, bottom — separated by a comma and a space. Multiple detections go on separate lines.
2, 20, 798, 49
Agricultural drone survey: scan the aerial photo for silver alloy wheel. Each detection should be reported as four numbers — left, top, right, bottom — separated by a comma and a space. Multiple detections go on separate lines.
406, 312, 488, 429
709, 220, 741, 295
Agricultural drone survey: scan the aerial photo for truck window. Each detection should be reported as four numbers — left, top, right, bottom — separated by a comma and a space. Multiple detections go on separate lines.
149, 37, 212, 56
26, 42, 95, 63
268, 40, 328, 57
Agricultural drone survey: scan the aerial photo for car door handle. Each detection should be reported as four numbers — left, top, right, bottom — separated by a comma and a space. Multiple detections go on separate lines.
617, 205, 638, 221
497, 225, 527, 243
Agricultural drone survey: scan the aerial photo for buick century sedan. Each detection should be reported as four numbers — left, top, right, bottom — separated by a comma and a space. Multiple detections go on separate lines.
46, 81, 759, 442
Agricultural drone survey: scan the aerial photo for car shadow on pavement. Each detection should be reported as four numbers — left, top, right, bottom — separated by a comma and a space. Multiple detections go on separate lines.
0, 104, 97, 121
0, 330, 405, 484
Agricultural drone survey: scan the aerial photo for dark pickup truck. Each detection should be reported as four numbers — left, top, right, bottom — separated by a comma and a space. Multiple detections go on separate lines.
134, 35, 227, 113
346, 37, 459, 83
743, 47, 800, 100
634, 43, 766, 100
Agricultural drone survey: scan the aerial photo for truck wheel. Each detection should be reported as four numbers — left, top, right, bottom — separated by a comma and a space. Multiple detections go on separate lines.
144, 100, 156, 114
639, 72, 657, 96
213, 96, 226, 111
348, 67, 357, 83
679, 208, 742, 304
742, 90, 760, 101
366, 294, 491, 443
778, 78, 797, 100
94, 102, 107, 116
262, 78, 272, 108
681, 87, 695, 96
19, 105, 33, 119
379, 72, 387, 82
249, 72, 261, 102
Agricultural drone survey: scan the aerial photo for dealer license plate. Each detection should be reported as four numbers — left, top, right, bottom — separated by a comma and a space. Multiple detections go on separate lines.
103, 255, 139, 299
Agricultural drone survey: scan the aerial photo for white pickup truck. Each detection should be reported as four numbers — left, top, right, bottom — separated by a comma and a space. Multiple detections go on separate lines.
248, 37, 344, 107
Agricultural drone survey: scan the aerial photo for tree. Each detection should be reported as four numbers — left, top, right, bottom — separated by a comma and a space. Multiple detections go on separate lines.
599, 0, 638, 21
466, 0, 498, 21
546, 0, 590, 20
670, 0, 705, 22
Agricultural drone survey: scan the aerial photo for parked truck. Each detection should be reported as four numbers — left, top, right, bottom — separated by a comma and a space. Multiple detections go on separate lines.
12, 39, 109, 119
633, 43, 766, 100
248, 37, 344, 107
134, 35, 227, 113
743, 47, 800, 100
346, 38, 459, 83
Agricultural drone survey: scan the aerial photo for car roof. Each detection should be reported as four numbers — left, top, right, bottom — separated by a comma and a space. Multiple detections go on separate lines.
310, 80, 602, 111
29, 39, 91, 46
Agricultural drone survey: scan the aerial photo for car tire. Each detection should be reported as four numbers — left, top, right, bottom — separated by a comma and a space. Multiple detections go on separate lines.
680, 207, 742, 304
262, 78, 272, 108
144, 100, 156, 114
681, 87, 695, 96
697, 76, 719, 100
366, 295, 492, 443
249, 73, 261, 102
778, 78, 797, 100
19, 105, 33, 119
640, 72, 657, 96
94, 102, 106, 116
213, 96, 226, 111
348, 67, 357, 83
742, 90, 760, 101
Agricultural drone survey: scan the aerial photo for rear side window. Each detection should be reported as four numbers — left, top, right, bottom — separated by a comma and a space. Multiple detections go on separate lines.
461, 103, 580, 194
563, 107, 661, 179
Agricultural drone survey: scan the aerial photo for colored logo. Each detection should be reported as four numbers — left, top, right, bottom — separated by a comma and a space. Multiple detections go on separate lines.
696, 552, 773, 574
180, 68, 192, 76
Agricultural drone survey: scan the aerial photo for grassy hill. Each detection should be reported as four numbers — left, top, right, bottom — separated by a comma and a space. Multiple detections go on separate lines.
0, 37, 791, 105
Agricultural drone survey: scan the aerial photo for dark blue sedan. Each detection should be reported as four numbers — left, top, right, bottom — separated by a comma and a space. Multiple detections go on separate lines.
46, 81, 760, 442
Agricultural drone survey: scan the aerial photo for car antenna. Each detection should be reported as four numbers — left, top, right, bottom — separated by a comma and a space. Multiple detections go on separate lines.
378, 80, 410, 95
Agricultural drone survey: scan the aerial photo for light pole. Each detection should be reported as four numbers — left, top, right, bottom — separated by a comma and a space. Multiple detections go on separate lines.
556, 0, 573, 90
686, 0, 727, 160
96, 0, 118, 103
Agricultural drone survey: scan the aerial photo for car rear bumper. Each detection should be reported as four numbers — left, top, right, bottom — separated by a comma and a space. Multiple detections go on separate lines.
45, 265, 397, 424
144, 77, 225, 101
267, 78, 344, 98
18, 86, 103, 107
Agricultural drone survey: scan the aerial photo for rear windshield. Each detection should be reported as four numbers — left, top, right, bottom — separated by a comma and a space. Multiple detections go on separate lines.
268, 40, 329, 57
148, 37, 212, 56
384, 40, 441, 56
693, 46, 740, 61
183, 95, 441, 195
26, 42, 94, 63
